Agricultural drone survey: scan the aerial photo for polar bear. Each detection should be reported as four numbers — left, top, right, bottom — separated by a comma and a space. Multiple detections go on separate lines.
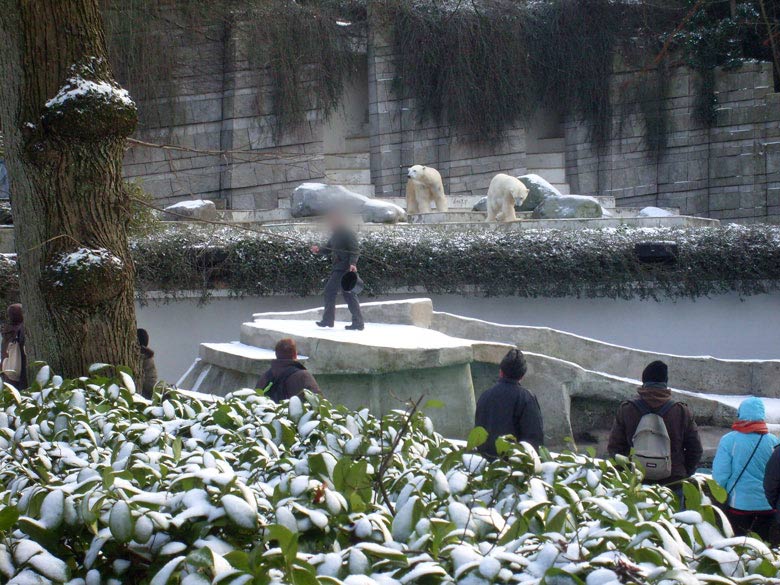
486, 173, 528, 222
406, 165, 448, 214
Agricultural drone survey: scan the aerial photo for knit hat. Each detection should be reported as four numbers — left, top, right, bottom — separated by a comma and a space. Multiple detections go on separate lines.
642, 360, 668, 385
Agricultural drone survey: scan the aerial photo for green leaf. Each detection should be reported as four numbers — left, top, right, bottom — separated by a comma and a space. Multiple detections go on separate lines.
224, 550, 251, 573
466, 426, 488, 450
0, 506, 19, 532
705, 478, 727, 504
187, 547, 215, 569
102, 467, 115, 489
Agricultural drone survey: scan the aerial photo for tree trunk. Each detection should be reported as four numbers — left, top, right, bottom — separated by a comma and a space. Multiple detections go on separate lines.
0, 0, 139, 378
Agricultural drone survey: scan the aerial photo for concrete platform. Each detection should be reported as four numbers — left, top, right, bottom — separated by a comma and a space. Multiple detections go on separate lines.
176, 298, 773, 446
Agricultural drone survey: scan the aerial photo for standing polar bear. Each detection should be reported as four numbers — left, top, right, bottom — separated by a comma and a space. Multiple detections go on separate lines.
406, 165, 448, 214
486, 173, 528, 222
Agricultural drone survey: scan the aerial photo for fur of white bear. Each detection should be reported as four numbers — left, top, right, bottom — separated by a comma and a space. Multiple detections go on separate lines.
486, 173, 528, 222
406, 165, 448, 214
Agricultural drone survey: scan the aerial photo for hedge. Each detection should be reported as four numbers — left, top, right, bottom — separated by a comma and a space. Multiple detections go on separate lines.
0, 368, 776, 583
2, 224, 780, 305
131, 224, 780, 301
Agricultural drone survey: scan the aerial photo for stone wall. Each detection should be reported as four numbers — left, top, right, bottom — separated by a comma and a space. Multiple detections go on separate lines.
367, 23, 527, 201
118, 12, 780, 223
121, 17, 325, 210
564, 61, 780, 223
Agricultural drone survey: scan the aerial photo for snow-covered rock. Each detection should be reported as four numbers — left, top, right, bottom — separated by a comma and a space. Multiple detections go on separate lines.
532, 194, 604, 219
163, 199, 219, 222
291, 183, 405, 223
517, 173, 562, 210
639, 206, 676, 218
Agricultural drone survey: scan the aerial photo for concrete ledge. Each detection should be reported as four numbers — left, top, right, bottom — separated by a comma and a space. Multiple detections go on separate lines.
240, 319, 475, 374
198, 342, 303, 376
431, 311, 780, 398
252, 298, 434, 328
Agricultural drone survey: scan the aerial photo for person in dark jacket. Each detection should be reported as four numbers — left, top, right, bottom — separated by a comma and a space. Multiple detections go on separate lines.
137, 328, 158, 399
763, 446, 780, 545
310, 212, 364, 331
474, 348, 544, 458
607, 360, 703, 485
258, 338, 322, 403
1, 304, 27, 388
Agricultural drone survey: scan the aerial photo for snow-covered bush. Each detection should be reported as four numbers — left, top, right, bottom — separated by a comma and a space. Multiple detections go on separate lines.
131, 223, 780, 301
1, 368, 778, 584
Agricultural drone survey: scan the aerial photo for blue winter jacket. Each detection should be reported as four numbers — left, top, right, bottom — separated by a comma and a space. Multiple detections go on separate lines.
712, 397, 779, 511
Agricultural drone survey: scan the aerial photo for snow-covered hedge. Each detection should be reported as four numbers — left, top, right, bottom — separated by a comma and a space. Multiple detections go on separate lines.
1, 224, 779, 304
131, 223, 780, 301
1, 368, 779, 584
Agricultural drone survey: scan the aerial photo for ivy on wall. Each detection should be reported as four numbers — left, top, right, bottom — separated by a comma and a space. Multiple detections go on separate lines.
101, 0, 779, 145
101, 0, 366, 138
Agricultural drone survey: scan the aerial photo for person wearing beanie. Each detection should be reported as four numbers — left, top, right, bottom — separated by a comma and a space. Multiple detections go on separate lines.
713, 397, 778, 541
608, 360, 703, 486
474, 348, 544, 458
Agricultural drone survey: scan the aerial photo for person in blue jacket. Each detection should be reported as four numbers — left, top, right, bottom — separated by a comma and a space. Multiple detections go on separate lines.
712, 397, 779, 541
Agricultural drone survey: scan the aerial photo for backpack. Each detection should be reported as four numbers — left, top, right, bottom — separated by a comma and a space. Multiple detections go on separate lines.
2, 334, 23, 383
263, 364, 305, 403
630, 399, 676, 481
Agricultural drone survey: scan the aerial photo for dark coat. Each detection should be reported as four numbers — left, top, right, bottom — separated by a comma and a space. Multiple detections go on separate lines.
321, 227, 359, 271
764, 445, 780, 513
140, 346, 158, 399
258, 359, 322, 403
474, 378, 544, 457
607, 385, 703, 483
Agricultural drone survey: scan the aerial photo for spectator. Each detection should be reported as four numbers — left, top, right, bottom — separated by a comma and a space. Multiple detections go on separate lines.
763, 444, 780, 544
137, 328, 158, 399
1, 304, 26, 388
474, 348, 544, 457
713, 397, 778, 540
258, 338, 321, 403
608, 360, 703, 485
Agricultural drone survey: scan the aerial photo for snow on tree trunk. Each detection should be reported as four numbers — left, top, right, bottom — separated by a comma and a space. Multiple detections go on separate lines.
0, 0, 139, 377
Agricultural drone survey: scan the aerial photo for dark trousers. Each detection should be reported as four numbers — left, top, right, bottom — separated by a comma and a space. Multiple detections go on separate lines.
725, 508, 777, 543
321, 270, 363, 326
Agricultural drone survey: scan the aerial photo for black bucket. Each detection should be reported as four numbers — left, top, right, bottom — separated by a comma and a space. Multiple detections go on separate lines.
341, 271, 364, 294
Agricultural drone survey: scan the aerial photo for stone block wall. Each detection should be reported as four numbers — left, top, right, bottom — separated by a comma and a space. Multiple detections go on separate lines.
564, 61, 780, 223
367, 25, 527, 200
121, 16, 325, 210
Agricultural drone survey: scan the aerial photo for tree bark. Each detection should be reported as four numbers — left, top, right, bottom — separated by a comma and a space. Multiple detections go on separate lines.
0, 0, 139, 378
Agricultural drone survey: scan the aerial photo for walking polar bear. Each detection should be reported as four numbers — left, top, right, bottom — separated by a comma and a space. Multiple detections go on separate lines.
406, 164, 448, 214
487, 173, 529, 222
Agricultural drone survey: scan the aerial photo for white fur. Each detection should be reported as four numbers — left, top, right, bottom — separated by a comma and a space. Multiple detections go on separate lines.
486, 173, 528, 222
406, 165, 448, 214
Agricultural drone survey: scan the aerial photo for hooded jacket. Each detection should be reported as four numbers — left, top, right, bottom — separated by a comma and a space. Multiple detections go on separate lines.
607, 385, 703, 483
713, 397, 779, 511
258, 359, 322, 403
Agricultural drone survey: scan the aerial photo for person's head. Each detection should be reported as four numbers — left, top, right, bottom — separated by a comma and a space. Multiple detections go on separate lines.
137, 328, 150, 348
6, 304, 22, 326
275, 338, 298, 360
642, 360, 668, 386
499, 348, 527, 381
737, 396, 766, 422
326, 208, 345, 228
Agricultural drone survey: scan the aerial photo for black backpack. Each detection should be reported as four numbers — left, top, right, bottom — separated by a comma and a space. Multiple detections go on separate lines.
263, 363, 305, 403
